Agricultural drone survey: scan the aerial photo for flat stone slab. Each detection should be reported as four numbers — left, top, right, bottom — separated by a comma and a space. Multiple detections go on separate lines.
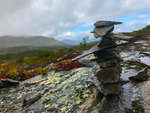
92, 26, 114, 37
94, 20, 122, 27
72, 42, 127, 61
72, 45, 111, 61
129, 67, 148, 81
97, 37, 116, 47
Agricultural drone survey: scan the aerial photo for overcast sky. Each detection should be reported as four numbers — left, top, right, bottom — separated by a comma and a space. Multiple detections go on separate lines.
0, 0, 150, 40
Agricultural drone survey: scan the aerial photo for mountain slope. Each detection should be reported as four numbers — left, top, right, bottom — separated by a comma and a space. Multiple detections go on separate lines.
0, 35, 67, 49
62, 38, 99, 45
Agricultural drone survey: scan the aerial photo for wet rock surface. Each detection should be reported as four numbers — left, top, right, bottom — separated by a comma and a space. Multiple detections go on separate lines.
129, 67, 148, 82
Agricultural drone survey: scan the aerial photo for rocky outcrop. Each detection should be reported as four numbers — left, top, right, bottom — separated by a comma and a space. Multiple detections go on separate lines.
0, 61, 102, 113
0, 20, 150, 113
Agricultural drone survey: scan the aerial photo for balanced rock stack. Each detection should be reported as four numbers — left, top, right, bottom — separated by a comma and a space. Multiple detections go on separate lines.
92, 20, 123, 94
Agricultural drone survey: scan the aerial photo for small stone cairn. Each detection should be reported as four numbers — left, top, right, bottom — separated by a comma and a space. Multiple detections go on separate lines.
92, 20, 122, 84
73, 20, 124, 94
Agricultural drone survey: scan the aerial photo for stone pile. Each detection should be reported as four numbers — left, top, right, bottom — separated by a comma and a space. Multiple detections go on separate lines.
91, 20, 123, 94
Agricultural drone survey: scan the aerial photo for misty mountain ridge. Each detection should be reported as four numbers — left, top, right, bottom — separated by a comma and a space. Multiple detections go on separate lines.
62, 38, 100, 45
0, 35, 67, 49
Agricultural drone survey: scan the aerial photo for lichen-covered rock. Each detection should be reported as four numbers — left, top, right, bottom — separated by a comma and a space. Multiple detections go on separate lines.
0, 59, 103, 113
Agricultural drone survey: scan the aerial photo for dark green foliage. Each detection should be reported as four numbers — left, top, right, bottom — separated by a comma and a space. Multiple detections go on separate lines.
38, 50, 51, 58
0, 60, 2, 65
16, 54, 24, 63
80, 36, 89, 49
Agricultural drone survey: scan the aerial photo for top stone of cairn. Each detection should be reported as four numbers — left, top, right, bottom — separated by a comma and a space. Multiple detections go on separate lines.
94, 20, 122, 27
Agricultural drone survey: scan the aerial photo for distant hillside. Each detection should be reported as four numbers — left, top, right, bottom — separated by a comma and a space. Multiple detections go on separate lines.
62, 38, 99, 45
133, 25, 150, 36
62, 39, 81, 45
0, 46, 71, 55
0, 35, 67, 49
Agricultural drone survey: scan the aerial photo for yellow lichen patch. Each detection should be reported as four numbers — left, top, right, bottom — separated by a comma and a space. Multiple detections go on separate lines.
17, 95, 22, 100
76, 85, 85, 89
82, 72, 89, 76
9, 88, 16, 93
74, 67, 86, 72
44, 104, 50, 108
60, 103, 74, 113
40, 76, 60, 85
80, 69, 91, 76
75, 84, 89, 91
62, 76, 78, 84
85, 54, 96, 60
52, 103, 58, 108
82, 94, 89, 98
76, 100, 82, 104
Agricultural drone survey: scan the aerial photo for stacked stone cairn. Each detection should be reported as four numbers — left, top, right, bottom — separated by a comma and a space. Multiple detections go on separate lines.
92, 20, 123, 94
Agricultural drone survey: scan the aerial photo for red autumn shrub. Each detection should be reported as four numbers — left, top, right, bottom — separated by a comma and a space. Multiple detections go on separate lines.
57, 61, 82, 70
62, 53, 81, 60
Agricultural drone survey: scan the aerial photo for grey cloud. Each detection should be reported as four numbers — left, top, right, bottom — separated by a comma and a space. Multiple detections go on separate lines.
114, 23, 148, 33
0, 0, 150, 40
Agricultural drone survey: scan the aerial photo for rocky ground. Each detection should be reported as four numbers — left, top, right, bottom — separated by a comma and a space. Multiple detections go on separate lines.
0, 34, 150, 113
0, 20, 150, 113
